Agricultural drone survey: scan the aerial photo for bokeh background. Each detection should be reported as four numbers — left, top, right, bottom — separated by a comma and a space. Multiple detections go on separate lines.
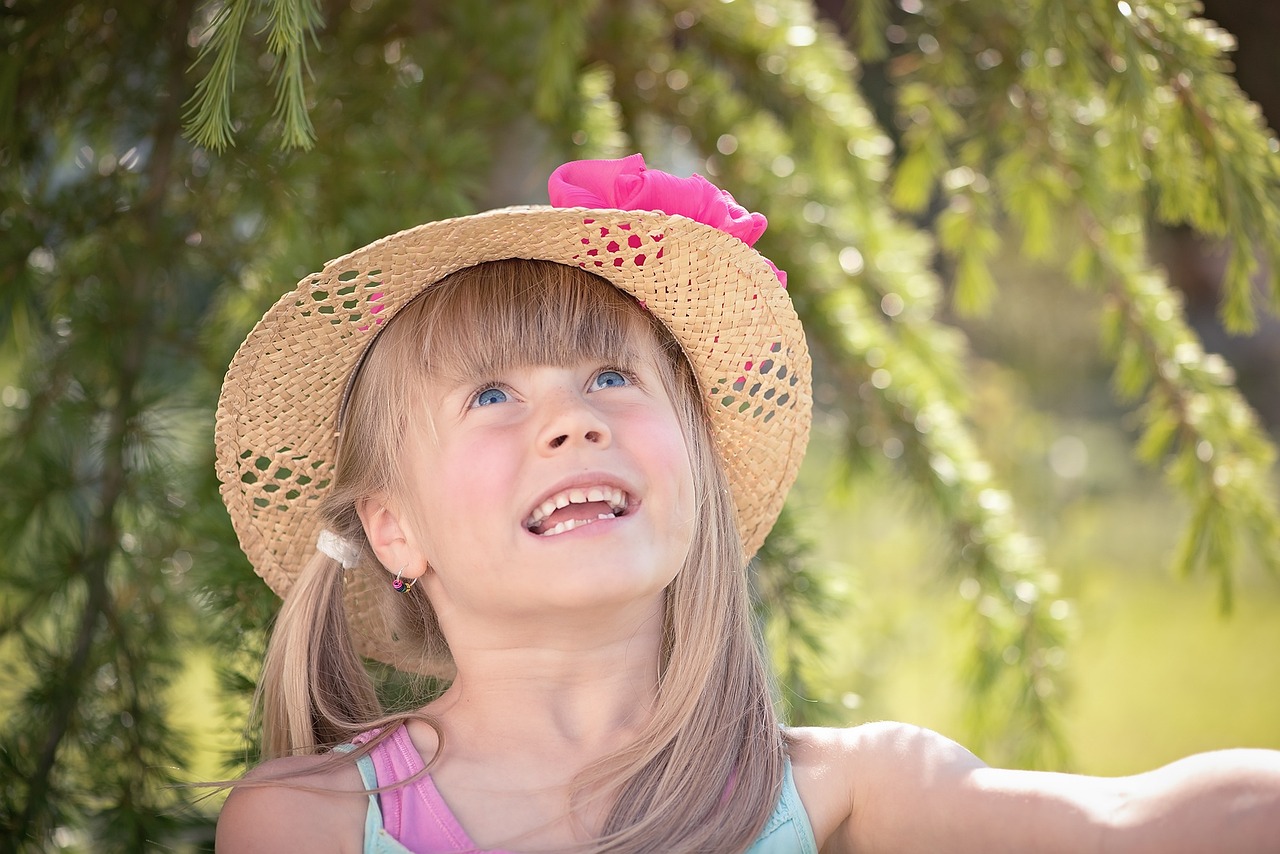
3, 0, 1279, 849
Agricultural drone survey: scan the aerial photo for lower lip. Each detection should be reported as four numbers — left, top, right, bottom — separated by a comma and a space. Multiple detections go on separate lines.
526, 507, 636, 539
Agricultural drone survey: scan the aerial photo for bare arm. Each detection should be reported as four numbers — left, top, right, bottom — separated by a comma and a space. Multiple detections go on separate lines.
794, 723, 1280, 854
1102, 749, 1280, 852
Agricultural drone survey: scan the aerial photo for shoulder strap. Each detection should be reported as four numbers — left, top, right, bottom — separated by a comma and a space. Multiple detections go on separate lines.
743, 757, 819, 854
352, 753, 395, 850
333, 743, 410, 854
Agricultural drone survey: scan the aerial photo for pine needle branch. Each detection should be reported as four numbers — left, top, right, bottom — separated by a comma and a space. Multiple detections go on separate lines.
183, 0, 324, 150
183, 0, 254, 151
262, 0, 322, 150
1093, 228, 1280, 604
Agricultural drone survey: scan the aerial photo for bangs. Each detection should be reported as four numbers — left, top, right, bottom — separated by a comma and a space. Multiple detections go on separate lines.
409, 259, 666, 385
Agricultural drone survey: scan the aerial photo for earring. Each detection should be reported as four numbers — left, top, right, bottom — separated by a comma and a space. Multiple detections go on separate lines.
391, 564, 417, 593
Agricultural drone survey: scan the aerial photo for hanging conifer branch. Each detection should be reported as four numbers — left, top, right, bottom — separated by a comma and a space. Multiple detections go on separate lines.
184, 0, 321, 150
262, 0, 322, 150
883, 0, 1280, 605
1113, 1, 1280, 331
1095, 241, 1280, 603
184, 0, 254, 151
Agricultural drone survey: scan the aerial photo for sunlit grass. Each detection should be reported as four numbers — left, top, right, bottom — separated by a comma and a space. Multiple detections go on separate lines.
1066, 565, 1280, 776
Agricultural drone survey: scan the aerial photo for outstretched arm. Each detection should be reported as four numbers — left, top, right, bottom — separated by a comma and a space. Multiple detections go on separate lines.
795, 722, 1280, 854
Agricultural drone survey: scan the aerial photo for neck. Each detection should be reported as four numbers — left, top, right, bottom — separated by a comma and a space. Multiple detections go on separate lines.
428, 594, 666, 759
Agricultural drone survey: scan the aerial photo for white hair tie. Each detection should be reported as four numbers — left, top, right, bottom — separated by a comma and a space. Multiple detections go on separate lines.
316, 529, 361, 569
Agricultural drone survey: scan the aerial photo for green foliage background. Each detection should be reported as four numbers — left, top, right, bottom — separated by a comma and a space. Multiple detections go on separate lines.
2, 0, 1279, 849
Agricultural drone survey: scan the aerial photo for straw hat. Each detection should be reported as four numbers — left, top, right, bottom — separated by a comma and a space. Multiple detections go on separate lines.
215, 155, 811, 670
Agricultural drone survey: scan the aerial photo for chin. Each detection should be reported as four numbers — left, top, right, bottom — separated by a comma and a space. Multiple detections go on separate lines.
529, 560, 678, 610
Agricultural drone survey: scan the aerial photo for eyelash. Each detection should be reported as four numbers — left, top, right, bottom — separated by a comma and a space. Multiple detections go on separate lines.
595, 365, 638, 387
468, 381, 514, 409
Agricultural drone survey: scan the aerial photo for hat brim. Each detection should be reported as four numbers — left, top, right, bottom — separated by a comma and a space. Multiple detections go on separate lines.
215, 206, 811, 672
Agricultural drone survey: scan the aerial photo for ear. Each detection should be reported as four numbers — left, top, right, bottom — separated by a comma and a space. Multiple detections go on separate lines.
356, 495, 428, 582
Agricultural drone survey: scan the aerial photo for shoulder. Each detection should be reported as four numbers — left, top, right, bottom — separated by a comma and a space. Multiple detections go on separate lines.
787, 720, 981, 796
216, 752, 371, 854
789, 719, 978, 761
786, 722, 985, 854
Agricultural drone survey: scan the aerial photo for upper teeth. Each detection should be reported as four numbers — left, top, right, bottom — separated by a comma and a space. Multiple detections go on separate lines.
526, 486, 628, 530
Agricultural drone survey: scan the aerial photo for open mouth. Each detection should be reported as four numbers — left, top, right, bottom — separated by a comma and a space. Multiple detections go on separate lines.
524, 485, 631, 537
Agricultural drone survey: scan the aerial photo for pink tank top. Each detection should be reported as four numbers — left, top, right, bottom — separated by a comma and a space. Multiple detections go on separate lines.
355, 725, 512, 854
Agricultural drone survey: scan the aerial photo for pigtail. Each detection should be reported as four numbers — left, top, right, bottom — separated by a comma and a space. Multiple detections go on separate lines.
257, 548, 382, 758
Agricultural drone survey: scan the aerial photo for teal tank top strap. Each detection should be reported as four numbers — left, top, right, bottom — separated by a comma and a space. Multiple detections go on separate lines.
743, 757, 819, 854
332, 742, 416, 854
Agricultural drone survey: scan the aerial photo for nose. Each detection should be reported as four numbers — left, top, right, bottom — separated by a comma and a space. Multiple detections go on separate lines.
536, 391, 612, 453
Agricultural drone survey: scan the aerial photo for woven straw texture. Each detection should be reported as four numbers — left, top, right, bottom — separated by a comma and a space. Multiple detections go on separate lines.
215, 206, 812, 671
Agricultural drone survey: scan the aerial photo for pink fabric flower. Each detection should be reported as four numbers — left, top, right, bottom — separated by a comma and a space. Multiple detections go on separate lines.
548, 154, 787, 287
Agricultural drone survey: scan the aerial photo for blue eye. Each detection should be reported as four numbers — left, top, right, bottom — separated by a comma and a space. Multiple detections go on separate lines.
474, 387, 508, 406
593, 370, 628, 389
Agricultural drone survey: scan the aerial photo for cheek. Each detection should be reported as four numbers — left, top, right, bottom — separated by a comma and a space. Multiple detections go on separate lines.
411, 438, 515, 552
638, 410, 696, 513
433, 441, 511, 516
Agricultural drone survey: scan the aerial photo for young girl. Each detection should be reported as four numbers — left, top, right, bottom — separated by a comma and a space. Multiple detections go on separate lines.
214, 154, 1279, 853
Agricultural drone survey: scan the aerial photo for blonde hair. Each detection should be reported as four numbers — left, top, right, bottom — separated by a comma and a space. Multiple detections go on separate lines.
256, 259, 785, 851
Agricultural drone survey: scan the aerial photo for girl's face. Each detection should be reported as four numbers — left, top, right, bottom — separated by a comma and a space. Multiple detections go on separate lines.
399, 343, 696, 633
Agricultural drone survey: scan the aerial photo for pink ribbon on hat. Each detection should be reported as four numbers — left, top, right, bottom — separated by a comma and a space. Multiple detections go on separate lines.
547, 154, 787, 288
